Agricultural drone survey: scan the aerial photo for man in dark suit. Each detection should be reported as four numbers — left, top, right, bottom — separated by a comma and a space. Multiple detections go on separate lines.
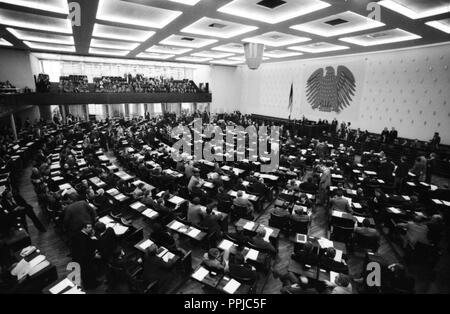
94, 222, 117, 263
71, 222, 99, 289
299, 177, 317, 192
142, 244, 170, 290
200, 206, 223, 237
388, 127, 398, 144
250, 227, 277, 254
228, 253, 257, 282
1, 190, 46, 233
64, 200, 96, 240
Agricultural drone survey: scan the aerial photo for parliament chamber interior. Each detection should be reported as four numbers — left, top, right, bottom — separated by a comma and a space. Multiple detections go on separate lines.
1, 0, 450, 296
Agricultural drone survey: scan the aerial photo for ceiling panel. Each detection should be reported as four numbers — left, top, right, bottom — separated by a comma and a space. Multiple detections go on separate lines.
191, 50, 235, 58
0, 0, 69, 14
291, 11, 385, 37
7, 27, 74, 45
24, 41, 75, 52
90, 38, 140, 50
176, 56, 212, 62
379, 0, 450, 19
340, 28, 421, 46
288, 41, 349, 53
0, 37, 13, 46
210, 59, 242, 65
96, 0, 182, 29
92, 23, 155, 42
264, 49, 303, 58
147, 45, 192, 54
0, 8, 72, 33
242, 31, 310, 47
426, 18, 450, 34
212, 43, 245, 54
181, 17, 258, 38
136, 52, 175, 59
217, 0, 330, 24
160, 34, 218, 48
89, 47, 130, 56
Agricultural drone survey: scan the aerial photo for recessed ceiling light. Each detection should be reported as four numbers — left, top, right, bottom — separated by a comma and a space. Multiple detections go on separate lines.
147, 45, 192, 55
0, 8, 72, 34
0, 38, 13, 46
218, 0, 330, 24
379, 0, 450, 19
24, 41, 75, 52
96, 0, 182, 29
339, 28, 421, 46
426, 18, 450, 34
7, 28, 74, 45
288, 42, 349, 53
181, 17, 258, 39
192, 51, 235, 59
169, 0, 201, 5
229, 56, 270, 61
92, 24, 155, 42
89, 47, 130, 56
176, 56, 212, 63
90, 38, 140, 50
0, 0, 69, 14
136, 52, 175, 60
291, 11, 385, 37
160, 34, 218, 48
242, 31, 310, 47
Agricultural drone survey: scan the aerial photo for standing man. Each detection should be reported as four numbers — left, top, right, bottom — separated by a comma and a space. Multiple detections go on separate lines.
394, 156, 409, 193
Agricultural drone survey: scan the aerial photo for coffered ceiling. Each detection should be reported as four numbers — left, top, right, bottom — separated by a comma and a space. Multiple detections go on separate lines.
0, 0, 449, 66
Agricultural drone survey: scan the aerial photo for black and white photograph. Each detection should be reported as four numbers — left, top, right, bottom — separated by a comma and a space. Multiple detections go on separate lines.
0, 0, 450, 300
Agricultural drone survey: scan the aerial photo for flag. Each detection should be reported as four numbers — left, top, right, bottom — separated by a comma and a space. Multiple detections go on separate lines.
288, 82, 293, 120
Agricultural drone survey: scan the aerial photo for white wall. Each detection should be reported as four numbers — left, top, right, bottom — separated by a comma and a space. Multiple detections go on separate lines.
209, 65, 241, 114
238, 43, 450, 144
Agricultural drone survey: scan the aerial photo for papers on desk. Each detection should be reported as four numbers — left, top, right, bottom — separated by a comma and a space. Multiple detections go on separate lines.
243, 221, 256, 231
388, 207, 402, 214
353, 203, 362, 209
332, 210, 344, 218
432, 199, 444, 205
187, 228, 201, 238
162, 251, 175, 263
334, 250, 343, 262
331, 174, 343, 179
59, 183, 72, 191
106, 188, 119, 196
306, 193, 313, 199
245, 249, 259, 261
377, 179, 385, 184
430, 184, 438, 191
442, 200, 450, 207
219, 239, 234, 251
364, 171, 377, 176
115, 194, 128, 202
352, 169, 361, 174
263, 227, 274, 242
318, 238, 334, 249
142, 209, 158, 219
157, 247, 169, 258
49, 278, 75, 294
29, 259, 50, 276
420, 182, 429, 187
407, 182, 416, 186
402, 195, 411, 201
138, 239, 154, 251
354, 216, 365, 224
63, 286, 85, 294
99, 216, 115, 225
223, 278, 241, 294
170, 196, 185, 206
29, 255, 46, 269
169, 220, 184, 230
408, 172, 416, 177
192, 267, 209, 281
330, 271, 339, 284
203, 182, 214, 189
112, 224, 129, 235
130, 202, 145, 211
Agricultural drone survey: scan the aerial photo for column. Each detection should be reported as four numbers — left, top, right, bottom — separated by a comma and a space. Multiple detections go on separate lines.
10, 113, 18, 141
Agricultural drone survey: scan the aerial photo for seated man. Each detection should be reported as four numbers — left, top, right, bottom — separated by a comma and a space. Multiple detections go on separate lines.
202, 248, 225, 272
325, 273, 352, 294
227, 253, 257, 282
251, 178, 268, 196
354, 218, 380, 243
142, 244, 171, 289
396, 216, 430, 249
187, 197, 203, 225
233, 191, 254, 216
150, 223, 176, 249
131, 183, 145, 200
286, 179, 300, 192
272, 206, 290, 218
330, 188, 352, 213
93, 189, 109, 208
217, 187, 232, 203
299, 177, 317, 192
250, 227, 277, 255
200, 206, 223, 237
227, 225, 251, 246
319, 247, 347, 274
280, 274, 318, 294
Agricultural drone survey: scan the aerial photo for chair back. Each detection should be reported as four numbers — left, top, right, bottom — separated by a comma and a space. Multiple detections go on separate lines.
217, 200, 232, 213
331, 225, 354, 243
269, 213, 289, 231
290, 218, 309, 235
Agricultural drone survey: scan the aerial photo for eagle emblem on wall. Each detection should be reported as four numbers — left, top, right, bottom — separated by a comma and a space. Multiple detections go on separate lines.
306, 66, 356, 113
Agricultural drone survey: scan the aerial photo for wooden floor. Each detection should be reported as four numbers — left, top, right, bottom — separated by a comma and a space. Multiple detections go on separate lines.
17, 158, 450, 294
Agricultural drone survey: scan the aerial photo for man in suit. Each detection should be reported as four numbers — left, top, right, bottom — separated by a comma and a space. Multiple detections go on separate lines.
394, 156, 409, 193
330, 189, 351, 213
250, 227, 277, 254
71, 222, 99, 289
64, 200, 96, 241
233, 191, 254, 216
1, 190, 46, 233
388, 127, 398, 144
187, 197, 202, 225
355, 219, 380, 240
227, 253, 257, 282
299, 177, 317, 192
142, 244, 170, 290
200, 206, 223, 237
94, 221, 117, 264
